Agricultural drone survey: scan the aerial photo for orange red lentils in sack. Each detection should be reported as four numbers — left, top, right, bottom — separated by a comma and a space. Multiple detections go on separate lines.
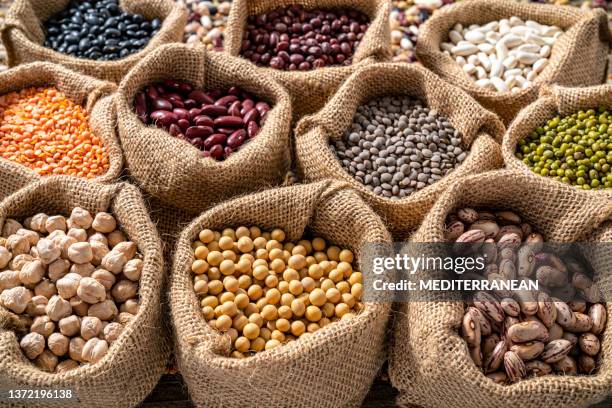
0, 87, 109, 178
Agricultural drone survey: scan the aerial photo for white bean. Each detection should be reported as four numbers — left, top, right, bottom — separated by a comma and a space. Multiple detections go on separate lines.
452, 43, 479, 56
533, 58, 549, 74
449, 30, 463, 45
491, 76, 508, 92
517, 51, 539, 65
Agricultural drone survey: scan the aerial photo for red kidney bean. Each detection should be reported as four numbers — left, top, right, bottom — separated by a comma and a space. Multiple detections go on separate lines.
247, 121, 260, 138
186, 126, 214, 139
173, 108, 190, 122
243, 108, 259, 125
177, 119, 190, 131
200, 105, 228, 117
134, 80, 268, 160
215, 95, 239, 107
205, 134, 227, 149
194, 115, 214, 127
214, 116, 244, 128
188, 90, 215, 105
227, 129, 247, 148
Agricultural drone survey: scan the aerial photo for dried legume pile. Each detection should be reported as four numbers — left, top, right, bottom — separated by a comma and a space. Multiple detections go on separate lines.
442, 17, 562, 92
516, 107, 612, 189
43, 0, 162, 61
181, 0, 231, 49
190, 227, 363, 358
135, 80, 269, 160
241, 5, 370, 70
390, 0, 454, 63
0, 208, 143, 372
0, 87, 110, 178
331, 96, 466, 199
447, 208, 606, 383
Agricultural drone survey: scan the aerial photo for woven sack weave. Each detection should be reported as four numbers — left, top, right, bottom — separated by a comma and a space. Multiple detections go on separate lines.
115, 44, 293, 214
503, 83, 612, 198
0, 0, 187, 83
170, 180, 392, 407
223, 0, 392, 119
0, 62, 123, 200
294, 62, 505, 241
0, 177, 169, 408
389, 169, 612, 408
416, 0, 611, 125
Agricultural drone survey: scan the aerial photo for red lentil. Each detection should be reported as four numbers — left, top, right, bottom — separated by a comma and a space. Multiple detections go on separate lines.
0, 87, 109, 178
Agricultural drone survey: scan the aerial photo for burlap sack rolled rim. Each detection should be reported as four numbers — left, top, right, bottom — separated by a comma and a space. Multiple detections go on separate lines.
0, 61, 124, 186
0, 177, 165, 383
223, 0, 392, 82
114, 43, 292, 207
172, 180, 389, 366
394, 169, 612, 403
0, 0, 188, 80
503, 83, 612, 197
416, 0, 611, 100
294, 62, 506, 211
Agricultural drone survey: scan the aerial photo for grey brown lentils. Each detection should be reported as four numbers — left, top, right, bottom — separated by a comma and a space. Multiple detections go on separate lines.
330, 96, 466, 199
447, 207, 607, 383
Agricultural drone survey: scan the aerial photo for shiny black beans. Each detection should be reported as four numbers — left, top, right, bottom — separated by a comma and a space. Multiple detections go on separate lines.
43, 0, 161, 61
134, 80, 269, 160
241, 4, 370, 70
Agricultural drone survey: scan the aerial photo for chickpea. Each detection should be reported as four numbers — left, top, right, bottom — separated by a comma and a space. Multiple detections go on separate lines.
0, 270, 20, 290
103, 322, 124, 343
76, 277, 106, 304
20, 332, 45, 360
89, 241, 109, 266
101, 250, 127, 274
67, 242, 93, 265
91, 269, 116, 291
10, 254, 33, 271
26, 295, 48, 317
2, 219, 23, 238
121, 299, 139, 315
58, 315, 81, 336
45, 216, 67, 233
115, 312, 134, 325
31, 315, 55, 337
1, 286, 33, 314
48, 333, 70, 356
80, 316, 102, 340
67, 228, 88, 242
56, 359, 79, 373
88, 299, 118, 321
0, 246, 11, 269
34, 279, 57, 299
34, 349, 58, 372
8, 234, 30, 256
81, 338, 108, 363
17, 229, 40, 246
56, 273, 82, 299
88, 233, 108, 247
48, 259, 70, 282
106, 230, 126, 248
111, 280, 138, 302
70, 208, 93, 230
69, 337, 86, 362
92, 213, 116, 234
70, 296, 90, 317
71, 262, 95, 277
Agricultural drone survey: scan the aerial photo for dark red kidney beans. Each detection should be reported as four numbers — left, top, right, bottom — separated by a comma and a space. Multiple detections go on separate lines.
227, 129, 247, 148
215, 95, 239, 107
204, 134, 228, 149
228, 87, 240, 96
194, 115, 214, 127
163, 80, 182, 91
173, 108, 190, 121
177, 119, 190, 131
146, 85, 159, 100
224, 146, 234, 158
188, 90, 215, 105
184, 99, 197, 109
200, 105, 228, 117
241, 99, 254, 114
216, 128, 236, 135
152, 98, 172, 111
214, 116, 244, 128
135, 92, 148, 123
178, 82, 193, 94
255, 102, 271, 115
186, 126, 214, 139
247, 121, 260, 138
209, 144, 224, 159
169, 124, 182, 137
229, 101, 242, 117
189, 108, 202, 120
243, 108, 259, 124
151, 111, 178, 127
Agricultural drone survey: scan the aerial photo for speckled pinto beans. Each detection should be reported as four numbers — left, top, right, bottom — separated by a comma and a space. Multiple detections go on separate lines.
0, 87, 110, 178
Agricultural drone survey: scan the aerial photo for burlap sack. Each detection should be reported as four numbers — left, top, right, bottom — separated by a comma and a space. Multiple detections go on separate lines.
294, 62, 505, 241
170, 180, 392, 407
389, 169, 612, 408
223, 0, 392, 119
0, 0, 187, 83
416, 0, 611, 125
503, 83, 612, 198
115, 43, 293, 214
0, 177, 169, 408
0, 62, 123, 201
